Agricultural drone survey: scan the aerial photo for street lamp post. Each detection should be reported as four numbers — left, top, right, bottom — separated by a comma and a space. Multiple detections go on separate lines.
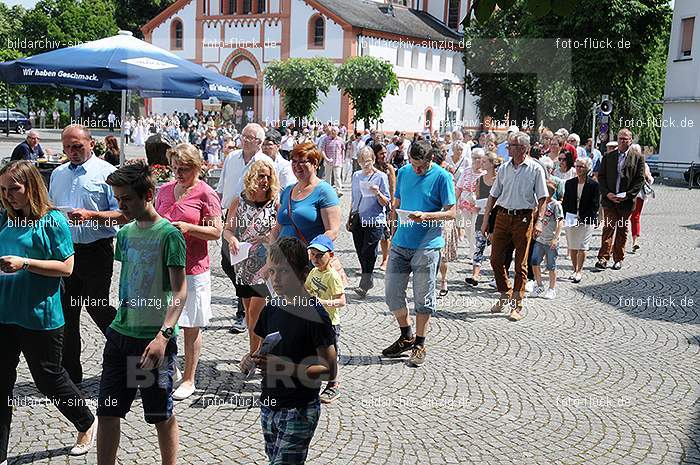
442, 79, 451, 136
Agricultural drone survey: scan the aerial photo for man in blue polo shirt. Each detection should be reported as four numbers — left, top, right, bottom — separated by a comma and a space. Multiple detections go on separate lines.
382, 141, 455, 367
10, 130, 45, 161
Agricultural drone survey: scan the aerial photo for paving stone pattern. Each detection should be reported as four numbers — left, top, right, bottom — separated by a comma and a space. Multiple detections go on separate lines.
7, 184, 700, 465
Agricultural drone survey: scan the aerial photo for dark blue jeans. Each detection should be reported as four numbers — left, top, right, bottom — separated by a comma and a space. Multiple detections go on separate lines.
351, 225, 384, 291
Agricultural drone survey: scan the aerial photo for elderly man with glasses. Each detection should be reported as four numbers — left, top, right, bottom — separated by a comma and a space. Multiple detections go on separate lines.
11, 130, 45, 161
481, 132, 548, 322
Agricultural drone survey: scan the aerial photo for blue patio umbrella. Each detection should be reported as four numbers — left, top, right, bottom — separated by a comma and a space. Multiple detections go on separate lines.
0, 30, 242, 163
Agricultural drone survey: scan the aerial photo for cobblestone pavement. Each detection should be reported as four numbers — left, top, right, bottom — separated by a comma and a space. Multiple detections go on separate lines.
6, 183, 700, 465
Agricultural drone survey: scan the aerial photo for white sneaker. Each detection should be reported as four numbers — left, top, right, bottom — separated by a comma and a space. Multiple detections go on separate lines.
173, 382, 196, 400
542, 288, 557, 300
525, 280, 536, 293
532, 285, 546, 298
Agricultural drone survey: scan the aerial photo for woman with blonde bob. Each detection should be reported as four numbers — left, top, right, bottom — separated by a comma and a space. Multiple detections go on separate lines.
155, 143, 223, 400
223, 159, 280, 373
0, 161, 97, 458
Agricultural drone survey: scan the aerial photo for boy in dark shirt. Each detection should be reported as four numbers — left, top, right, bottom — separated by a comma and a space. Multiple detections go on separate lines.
251, 237, 337, 464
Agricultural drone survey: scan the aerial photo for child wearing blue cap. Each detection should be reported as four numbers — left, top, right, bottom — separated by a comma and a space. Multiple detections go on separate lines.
304, 234, 345, 404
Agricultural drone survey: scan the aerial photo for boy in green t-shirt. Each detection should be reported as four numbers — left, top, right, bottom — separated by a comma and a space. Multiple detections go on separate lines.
304, 234, 345, 404
96, 162, 187, 465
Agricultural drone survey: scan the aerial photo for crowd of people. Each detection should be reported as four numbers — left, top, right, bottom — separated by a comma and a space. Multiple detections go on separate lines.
0, 116, 655, 464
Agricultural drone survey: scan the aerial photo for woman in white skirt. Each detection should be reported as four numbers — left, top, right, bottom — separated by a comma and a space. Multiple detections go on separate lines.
562, 156, 599, 283
155, 143, 223, 400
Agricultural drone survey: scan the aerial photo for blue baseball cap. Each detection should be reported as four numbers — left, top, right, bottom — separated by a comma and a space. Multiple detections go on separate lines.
308, 234, 334, 253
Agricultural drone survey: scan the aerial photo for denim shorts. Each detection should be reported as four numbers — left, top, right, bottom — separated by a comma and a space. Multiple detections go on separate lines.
530, 241, 558, 271
385, 245, 440, 315
97, 328, 177, 424
261, 399, 320, 465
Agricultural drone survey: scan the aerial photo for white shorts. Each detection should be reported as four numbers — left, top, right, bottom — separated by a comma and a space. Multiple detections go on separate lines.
179, 270, 212, 328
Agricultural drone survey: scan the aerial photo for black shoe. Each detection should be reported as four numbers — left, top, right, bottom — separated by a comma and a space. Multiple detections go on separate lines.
382, 336, 416, 358
465, 277, 479, 286
354, 287, 368, 298
594, 259, 607, 270
611, 262, 622, 270
632, 244, 640, 252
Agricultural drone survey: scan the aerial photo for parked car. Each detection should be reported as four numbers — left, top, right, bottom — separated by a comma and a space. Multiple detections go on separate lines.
0, 110, 31, 134
684, 165, 700, 188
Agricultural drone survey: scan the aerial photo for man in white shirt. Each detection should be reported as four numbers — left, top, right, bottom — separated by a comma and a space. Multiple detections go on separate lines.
217, 123, 271, 210
262, 129, 297, 188
107, 111, 116, 132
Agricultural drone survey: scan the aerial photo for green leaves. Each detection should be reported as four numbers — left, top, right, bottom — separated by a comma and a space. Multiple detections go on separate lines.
496, 0, 516, 9
475, 0, 497, 23
264, 58, 336, 120
551, 0, 577, 16
526, 0, 551, 19
335, 56, 399, 128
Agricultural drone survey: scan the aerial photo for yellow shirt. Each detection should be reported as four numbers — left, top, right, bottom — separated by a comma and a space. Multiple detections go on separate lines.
305, 267, 344, 325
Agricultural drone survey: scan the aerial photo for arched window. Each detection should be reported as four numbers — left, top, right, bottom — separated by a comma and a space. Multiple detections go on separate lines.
425, 50, 433, 70
171, 20, 183, 50
405, 85, 414, 105
439, 52, 447, 72
433, 87, 442, 107
396, 47, 405, 66
411, 48, 419, 68
308, 15, 325, 49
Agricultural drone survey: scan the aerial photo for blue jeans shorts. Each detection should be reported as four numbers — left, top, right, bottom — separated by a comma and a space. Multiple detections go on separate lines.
385, 245, 440, 315
97, 328, 177, 424
531, 241, 558, 271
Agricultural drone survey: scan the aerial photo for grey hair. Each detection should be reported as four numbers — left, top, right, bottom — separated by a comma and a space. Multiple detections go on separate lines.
628, 143, 642, 157
576, 156, 593, 170
538, 156, 554, 172
451, 130, 463, 141
513, 131, 531, 148
243, 123, 265, 141
26, 129, 40, 139
568, 133, 580, 146
358, 146, 375, 161
452, 141, 464, 153
471, 147, 485, 158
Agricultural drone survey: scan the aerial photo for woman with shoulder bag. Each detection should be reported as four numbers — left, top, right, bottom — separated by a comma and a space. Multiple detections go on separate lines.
348, 147, 390, 298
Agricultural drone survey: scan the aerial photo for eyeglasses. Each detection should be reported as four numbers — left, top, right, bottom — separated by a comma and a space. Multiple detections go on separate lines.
242, 135, 261, 143
507, 144, 523, 149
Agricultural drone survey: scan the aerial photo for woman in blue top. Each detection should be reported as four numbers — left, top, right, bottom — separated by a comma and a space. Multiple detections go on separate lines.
0, 161, 96, 460
348, 146, 390, 298
270, 141, 341, 245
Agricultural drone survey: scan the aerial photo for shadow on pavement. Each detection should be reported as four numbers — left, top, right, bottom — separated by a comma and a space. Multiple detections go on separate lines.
9, 447, 72, 464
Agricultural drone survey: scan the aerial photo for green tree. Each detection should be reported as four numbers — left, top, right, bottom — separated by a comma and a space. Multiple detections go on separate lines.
0, 3, 27, 110
112, 0, 176, 38
264, 58, 336, 125
470, 0, 580, 24
464, 0, 671, 147
335, 56, 399, 130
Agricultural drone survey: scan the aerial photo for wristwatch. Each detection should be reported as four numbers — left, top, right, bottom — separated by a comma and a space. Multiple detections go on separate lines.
21, 258, 29, 271
160, 327, 174, 339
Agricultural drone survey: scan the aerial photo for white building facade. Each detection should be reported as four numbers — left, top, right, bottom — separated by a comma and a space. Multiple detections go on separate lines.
142, 0, 478, 133
659, 0, 700, 174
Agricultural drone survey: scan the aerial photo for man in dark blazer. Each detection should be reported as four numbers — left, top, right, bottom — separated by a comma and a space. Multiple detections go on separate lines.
595, 128, 645, 270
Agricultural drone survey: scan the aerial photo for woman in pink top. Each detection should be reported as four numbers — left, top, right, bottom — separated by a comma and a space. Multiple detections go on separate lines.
155, 143, 222, 401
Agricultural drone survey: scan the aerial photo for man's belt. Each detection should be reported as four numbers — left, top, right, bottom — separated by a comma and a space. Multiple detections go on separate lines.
499, 208, 533, 216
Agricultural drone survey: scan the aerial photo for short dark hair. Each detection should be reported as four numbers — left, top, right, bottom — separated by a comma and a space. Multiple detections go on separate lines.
265, 129, 282, 145
430, 147, 444, 166
106, 161, 155, 199
410, 141, 433, 162
267, 237, 310, 283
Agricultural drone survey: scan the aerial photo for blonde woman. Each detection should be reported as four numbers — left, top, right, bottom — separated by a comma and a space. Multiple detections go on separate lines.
155, 143, 223, 400
223, 159, 280, 371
